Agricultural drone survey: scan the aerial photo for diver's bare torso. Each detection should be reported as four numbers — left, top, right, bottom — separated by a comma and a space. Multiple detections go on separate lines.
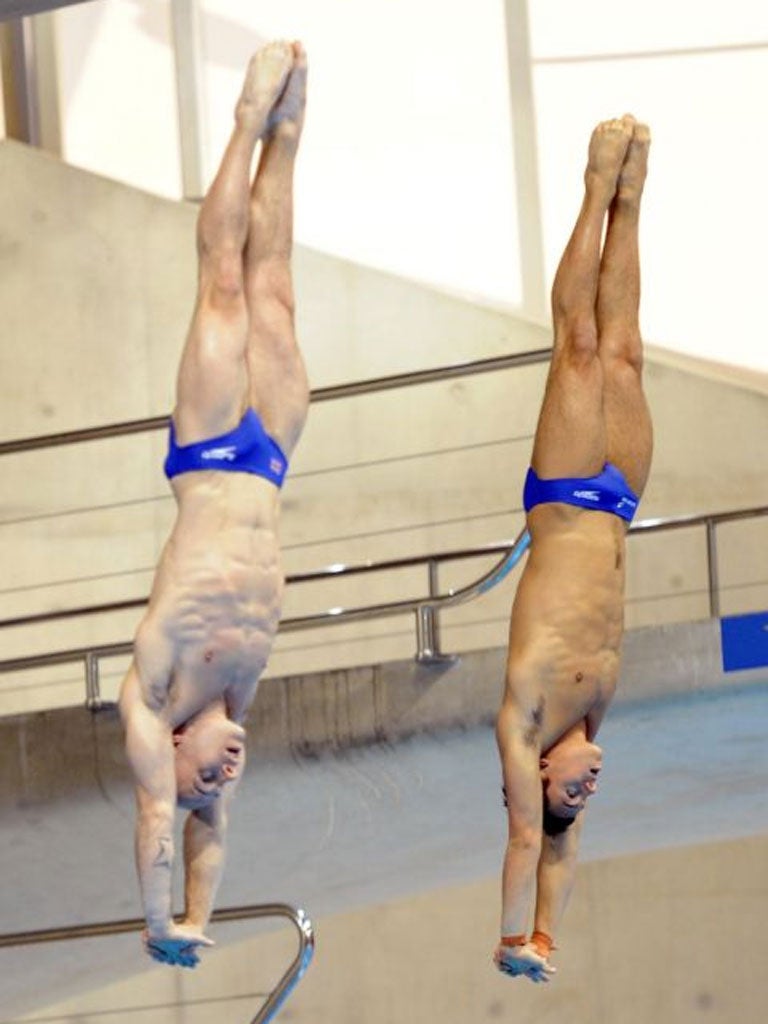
503, 503, 627, 749
126, 470, 283, 727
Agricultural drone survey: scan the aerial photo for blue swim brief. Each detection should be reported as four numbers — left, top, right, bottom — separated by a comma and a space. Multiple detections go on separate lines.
164, 408, 288, 488
523, 462, 639, 523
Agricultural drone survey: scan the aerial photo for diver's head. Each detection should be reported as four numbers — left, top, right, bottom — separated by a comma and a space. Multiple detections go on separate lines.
539, 735, 602, 832
173, 705, 246, 810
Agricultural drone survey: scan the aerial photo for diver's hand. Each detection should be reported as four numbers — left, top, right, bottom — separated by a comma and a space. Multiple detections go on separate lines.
494, 940, 555, 983
143, 922, 214, 968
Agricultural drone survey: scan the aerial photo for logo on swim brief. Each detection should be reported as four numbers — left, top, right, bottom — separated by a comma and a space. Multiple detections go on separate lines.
269, 457, 284, 476
573, 489, 601, 501
616, 496, 637, 512
200, 445, 237, 461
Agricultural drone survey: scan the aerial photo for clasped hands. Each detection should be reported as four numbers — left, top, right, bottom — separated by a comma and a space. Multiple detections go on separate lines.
493, 931, 556, 984
143, 921, 214, 968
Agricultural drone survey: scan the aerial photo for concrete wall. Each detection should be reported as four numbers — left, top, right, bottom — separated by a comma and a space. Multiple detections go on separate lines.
14, 834, 768, 1024
1, 138, 767, 718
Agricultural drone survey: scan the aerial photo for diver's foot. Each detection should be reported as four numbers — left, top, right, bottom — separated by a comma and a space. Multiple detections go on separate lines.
616, 122, 651, 206
267, 42, 308, 145
584, 115, 635, 201
235, 42, 293, 136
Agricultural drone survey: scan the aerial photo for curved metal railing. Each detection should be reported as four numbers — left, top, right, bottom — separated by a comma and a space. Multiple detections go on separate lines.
0, 902, 314, 1024
0, 535, 530, 632
1, 503, 767, 708
0, 529, 533, 704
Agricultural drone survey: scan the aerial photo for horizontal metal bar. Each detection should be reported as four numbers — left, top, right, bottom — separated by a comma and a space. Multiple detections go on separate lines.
0, 541, 522, 630
0, 641, 132, 673
0, 533, 531, 674
0, 598, 148, 630
1, 500, 766, 674
3, 503, 765, 635
0, 349, 551, 456
629, 504, 768, 533
0, 414, 170, 456
309, 349, 550, 401
285, 539, 522, 583
0, 901, 305, 947
0, 902, 314, 1024
289, 502, 768, 582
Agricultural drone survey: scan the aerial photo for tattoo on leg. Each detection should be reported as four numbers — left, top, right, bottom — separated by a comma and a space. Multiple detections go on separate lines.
153, 837, 173, 868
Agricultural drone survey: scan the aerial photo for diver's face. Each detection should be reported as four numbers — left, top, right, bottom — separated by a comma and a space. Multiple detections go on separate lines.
540, 741, 602, 819
174, 719, 246, 810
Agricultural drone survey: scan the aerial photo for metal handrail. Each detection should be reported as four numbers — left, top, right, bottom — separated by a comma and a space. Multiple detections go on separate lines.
0, 902, 314, 1024
1, 502, 766, 686
628, 504, 768, 533
0, 349, 551, 456
1, 502, 766, 637
0, 539, 527, 631
0, 530, 532, 681
628, 503, 768, 618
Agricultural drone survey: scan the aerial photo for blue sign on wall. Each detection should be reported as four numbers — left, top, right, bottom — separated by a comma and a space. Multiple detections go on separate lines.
721, 611, 768, 672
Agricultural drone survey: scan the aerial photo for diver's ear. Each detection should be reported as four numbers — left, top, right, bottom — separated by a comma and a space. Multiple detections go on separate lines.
539, 757, 549, 773
172, 732, 183, 748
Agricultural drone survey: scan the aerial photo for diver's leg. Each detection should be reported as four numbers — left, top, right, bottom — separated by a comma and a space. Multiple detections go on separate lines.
530, 116, 634, 478
596, 122, 653, 497
243, 42, 310, 459
172, 42, 293, 443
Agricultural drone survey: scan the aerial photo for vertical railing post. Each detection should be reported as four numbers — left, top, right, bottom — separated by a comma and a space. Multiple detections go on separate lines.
414, 559, 456, 665
84, 652, 102, 711
427, 558, 442, 655
415, 604, 437, 662
705, 519, 720, 618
